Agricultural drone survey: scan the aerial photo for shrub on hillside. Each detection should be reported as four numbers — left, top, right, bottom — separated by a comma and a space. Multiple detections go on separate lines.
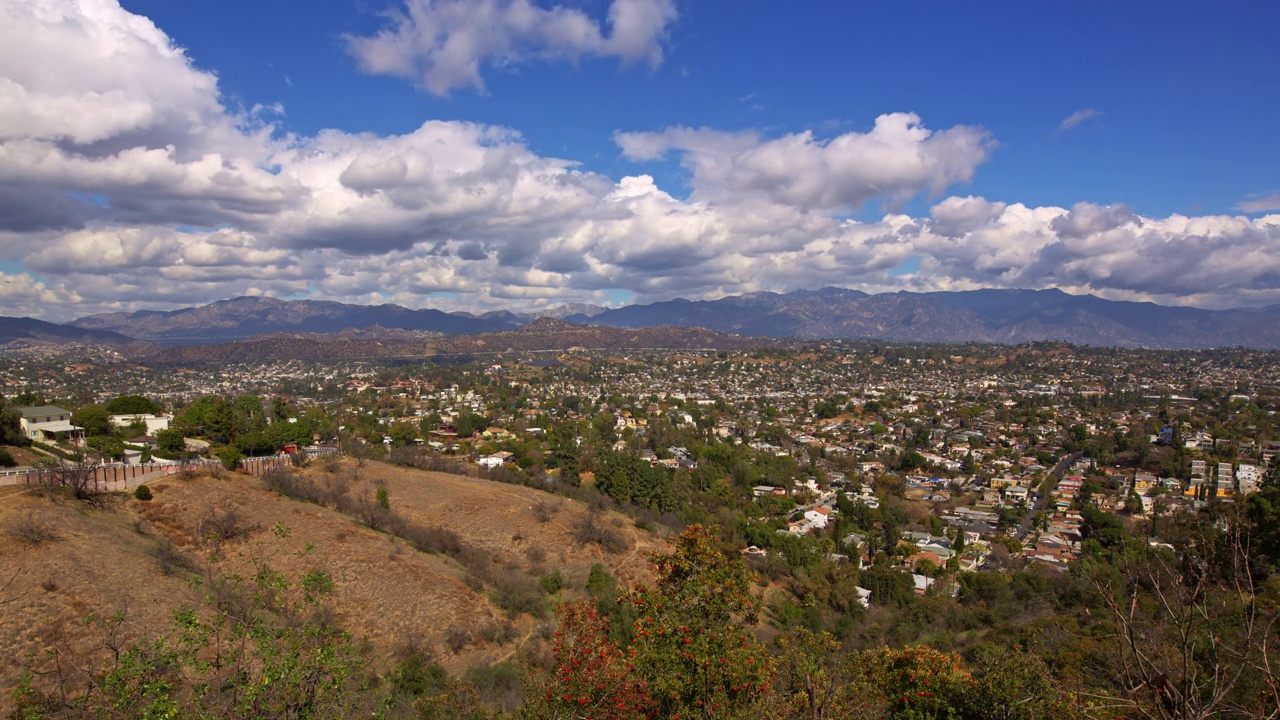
0, 448, 16, 467
5, 513, 60, 546
133, 484, 152, 501
533, 499, 559, 523
445, 625, 470, 653
400, 523, 464, 556
538, 569, 563, 595
573, 513, 628, 554
489, 567, 546, 618
216, 446, 242, 471
350, 492, 401, 532
197, 502, 258, 545
149, 540, 191, 575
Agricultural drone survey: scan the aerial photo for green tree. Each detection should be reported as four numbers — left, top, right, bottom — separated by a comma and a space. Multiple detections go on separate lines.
270, 396, 292, 423
86, 435, 126, 460
623, 525, 773, 717
388, 422, 419, 447
454, 413, 487, 438
181, 395, 237, 442
72, 405, 112, 437
217, 446, 243, 470
155, 428, 186, 454
420, 413, 442, 435
594, 451, 674, 511
235, 431, 275, 456
0, 397, 26, 445
552, 440, 580, 486
104, 394, 162, 415
234, 393, 267, 434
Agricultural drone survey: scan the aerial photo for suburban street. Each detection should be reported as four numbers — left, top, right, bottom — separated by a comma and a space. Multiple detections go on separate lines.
1018, 453, 1080, 540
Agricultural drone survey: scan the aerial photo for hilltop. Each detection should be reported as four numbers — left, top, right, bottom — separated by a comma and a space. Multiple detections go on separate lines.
137, 317, 768, 364
0, 460, 658, 715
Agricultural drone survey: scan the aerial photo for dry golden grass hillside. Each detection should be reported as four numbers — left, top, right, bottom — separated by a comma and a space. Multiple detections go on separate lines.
0, 459, 660, 715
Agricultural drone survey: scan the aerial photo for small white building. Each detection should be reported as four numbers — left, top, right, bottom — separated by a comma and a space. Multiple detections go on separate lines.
110, 413, 173, 434
804, 507, 831, 528
478, 451, 513, 468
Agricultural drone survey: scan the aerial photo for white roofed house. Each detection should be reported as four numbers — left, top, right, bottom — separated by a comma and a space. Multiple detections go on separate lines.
478, 451, 514, 468
804, 507, 831, 528
109, 413, 173, 435
19, 406, 84, 447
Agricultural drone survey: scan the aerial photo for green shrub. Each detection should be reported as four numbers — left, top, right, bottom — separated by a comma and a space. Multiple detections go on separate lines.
462, 661, 522, 713
133, 484, 153, 501
490, 569, 546, 618
539, 569, 563, 595
389, 649, 449, 699
0, 448, 15, 468
216, 446, 243, 471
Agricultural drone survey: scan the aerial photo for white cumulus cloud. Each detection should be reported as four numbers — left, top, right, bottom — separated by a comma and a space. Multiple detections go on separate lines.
616, 113, 995, 213
344, 0, 677, 95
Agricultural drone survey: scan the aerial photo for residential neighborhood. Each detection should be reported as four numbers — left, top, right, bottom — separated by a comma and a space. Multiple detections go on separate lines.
4, 342, 1278, 590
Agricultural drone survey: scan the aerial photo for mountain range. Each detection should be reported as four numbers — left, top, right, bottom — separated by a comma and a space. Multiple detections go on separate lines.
0, 316, 143, 348
142, 318, 763, 365
24, 287, 1280, 350
572, 287, 1280, 349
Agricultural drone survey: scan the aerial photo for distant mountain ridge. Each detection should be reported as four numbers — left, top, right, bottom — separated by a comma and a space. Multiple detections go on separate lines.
70, 296, 522, 344
576, 287, 1280, 349
143, 317, 764, 364
37, 287, 1280, 350
0, 316, 142, 348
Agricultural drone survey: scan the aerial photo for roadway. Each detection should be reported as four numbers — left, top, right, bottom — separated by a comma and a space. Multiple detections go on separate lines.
1017, 452, 1081, 540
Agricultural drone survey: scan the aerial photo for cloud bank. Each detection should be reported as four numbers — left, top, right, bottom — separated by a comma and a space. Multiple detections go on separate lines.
1, 0, 1279, 322
345, 0, 677, 94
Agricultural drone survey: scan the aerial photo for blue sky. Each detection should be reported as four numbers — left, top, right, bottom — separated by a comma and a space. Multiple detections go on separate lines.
1, 0, 1278, 320
118, 0, 1278, 217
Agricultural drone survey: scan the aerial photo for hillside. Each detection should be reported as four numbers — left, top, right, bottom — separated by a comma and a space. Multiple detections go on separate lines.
0, 316, 143, 349
69, 296, 522, 344
579, 287, 1280, 349
137, 317, 770, 364
0, 460, 657, 715
54, 286, 1280, 350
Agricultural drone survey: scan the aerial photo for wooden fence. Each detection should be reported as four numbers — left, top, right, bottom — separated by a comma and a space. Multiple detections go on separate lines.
0, 452, 299, 490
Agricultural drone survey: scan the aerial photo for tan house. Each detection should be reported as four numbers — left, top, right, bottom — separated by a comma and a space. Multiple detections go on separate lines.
19, 406, 84, 446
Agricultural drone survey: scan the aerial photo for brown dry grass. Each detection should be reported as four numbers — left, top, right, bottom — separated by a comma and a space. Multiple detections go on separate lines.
326, 459, 660, 589
0, 445, 43, 468
0, 493, 193, 714
0, 459, 661, 715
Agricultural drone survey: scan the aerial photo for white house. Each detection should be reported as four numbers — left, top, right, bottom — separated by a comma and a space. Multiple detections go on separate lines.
478, 451, 513, 468
1003, 486, 1029, 504
19, 406, 83, 446
109, 413, 173, 434
804, 507, 831, 528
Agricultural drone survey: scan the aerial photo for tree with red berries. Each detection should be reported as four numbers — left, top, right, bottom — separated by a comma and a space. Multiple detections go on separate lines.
518, 600, 654, 720
624, 524, 774, 719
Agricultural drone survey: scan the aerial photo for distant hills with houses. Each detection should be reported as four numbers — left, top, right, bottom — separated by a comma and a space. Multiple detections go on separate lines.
1, 288, 1279, 352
